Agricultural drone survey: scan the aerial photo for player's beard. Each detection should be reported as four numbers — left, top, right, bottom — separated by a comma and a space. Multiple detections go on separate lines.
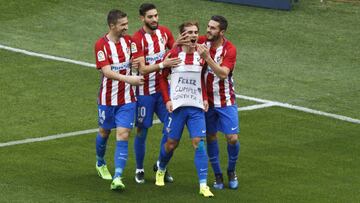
207, 32, 220, 42
145, 21, 158, 30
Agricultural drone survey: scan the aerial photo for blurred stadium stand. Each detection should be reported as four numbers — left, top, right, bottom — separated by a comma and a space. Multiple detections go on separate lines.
210, 0, 299, 10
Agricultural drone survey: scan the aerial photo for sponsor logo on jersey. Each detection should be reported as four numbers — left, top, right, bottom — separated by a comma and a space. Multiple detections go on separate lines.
145, 50, 166, 63
111, 61, 131, 71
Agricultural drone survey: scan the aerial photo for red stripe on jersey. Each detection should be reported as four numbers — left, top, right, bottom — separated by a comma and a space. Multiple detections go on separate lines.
185, 53, 194, 65
151, 33, 161, 57
105, 78, 112, 106
219, 80, 226, 107
116, 42, 126, 62
155, 71, 161, 92
143, 74, 150, 95
117, 69, 127, 105
228, 72, 235, 105
207, 73, 215, 106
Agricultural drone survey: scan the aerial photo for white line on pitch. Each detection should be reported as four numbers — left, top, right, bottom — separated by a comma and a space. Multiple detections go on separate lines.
1, 44, 359, 124
238, 102, 276, 111
0, 103, 273, 148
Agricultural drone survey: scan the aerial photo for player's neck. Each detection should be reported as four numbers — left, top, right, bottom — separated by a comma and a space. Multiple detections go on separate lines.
182, 45, 196, 54
142, 25, 155, 34
107, 33, 121, 43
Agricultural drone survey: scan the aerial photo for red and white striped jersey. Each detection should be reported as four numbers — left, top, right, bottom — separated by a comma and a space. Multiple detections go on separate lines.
160, 46, 207, 105
94, 34, 136, 106
199, 36, 237, 107
132, 26, 175, 95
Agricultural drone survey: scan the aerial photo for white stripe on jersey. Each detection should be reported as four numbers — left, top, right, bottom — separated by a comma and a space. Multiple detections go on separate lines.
108, 41, 120, 105
120, 38, 132, 104
155, 30, 165, 51
212, 46, 223, 106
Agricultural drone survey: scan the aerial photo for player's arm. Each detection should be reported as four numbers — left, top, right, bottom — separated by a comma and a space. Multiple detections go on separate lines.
201, 67, 209, 112
159, 67, 173, 112
100, 65, 144, 86
197, 44, 236, 80
133, 55, 181, 75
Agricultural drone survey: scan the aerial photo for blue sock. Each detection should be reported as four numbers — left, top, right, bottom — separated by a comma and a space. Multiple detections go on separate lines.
227, 141, 240, 172
157, 133, 168, 162
159, 142, 173, 170
95, 133, 108, 166
194, 140, 208, 185
114, 140, 128, 178
134, 128, 148, 169
207, 140, 222, 175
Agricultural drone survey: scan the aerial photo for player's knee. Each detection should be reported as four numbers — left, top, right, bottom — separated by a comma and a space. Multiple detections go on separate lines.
136, 127, 148, 137
227, 134, 238, 145
192, 137, 205, 149
116, 128, 130, 141
165, 139, 178, 152
206, 134, 218, 143
99, 128, 111, 138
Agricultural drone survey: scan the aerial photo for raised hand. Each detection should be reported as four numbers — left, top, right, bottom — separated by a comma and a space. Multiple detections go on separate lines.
163, 54, 182, 68
197, 44, 210, 60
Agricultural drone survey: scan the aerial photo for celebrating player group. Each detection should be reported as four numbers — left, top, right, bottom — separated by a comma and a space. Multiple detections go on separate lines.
93, 3, 240, 198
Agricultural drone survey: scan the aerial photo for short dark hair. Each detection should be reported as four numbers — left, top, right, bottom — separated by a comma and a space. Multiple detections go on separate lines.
107, 9, 127, 27
211, 15, 228, 31
178, 21, 199, 34
139, 3, 156, 16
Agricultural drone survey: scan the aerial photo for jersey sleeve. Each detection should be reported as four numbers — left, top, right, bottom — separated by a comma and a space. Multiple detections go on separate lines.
95, 40, 110, 69
221, 45, 237, 71
131, 33, 144, 59
197, 35, 207, 44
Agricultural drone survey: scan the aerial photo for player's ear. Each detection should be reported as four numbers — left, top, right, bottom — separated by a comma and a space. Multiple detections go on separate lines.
140, 15, 145, 22
220, 30, 225, 36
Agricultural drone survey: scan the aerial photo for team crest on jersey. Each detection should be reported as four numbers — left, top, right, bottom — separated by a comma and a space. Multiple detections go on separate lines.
97, 51, 105, 62
131, 42, 137, 53
216, 56, 223, 64
160, 37, 165, 45
166, 127, 171, 133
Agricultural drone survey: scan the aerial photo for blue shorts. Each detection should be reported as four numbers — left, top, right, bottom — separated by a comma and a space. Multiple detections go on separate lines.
98, 102, 136, 130
136, 92, 168, 128
205, 105, 240, 135
163, 106, 206, 141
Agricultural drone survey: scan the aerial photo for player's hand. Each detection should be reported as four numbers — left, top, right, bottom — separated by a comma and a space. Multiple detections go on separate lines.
203, 100, 209, 112
175, 31, 190, 46
166, 101, 173, 113
197, 44, 210, 60
131, 57, 141, 69
163, 54, 182, 68
126, 75, 144, 86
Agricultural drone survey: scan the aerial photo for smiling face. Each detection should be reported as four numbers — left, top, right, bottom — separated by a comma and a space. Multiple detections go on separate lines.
206, 20, 223, 42
110, 17, 129, 38
142, 9, 159, 31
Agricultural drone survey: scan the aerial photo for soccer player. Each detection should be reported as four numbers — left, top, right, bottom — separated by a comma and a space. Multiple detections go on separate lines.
155, 21, 214, 198
131, 3, 182, 184
94, 9, 144, 190
197, 15, 240, 190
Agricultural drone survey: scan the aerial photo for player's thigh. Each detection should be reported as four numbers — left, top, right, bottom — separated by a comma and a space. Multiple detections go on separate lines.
217, 105, 240, 135
154, 92, 168, 123
186, 107, 206, 139
205, 107, 219, 134
98, 105, 116, 130
114, 102, 136, 129
164, 107, 186, 141
136, 95, 156, 128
